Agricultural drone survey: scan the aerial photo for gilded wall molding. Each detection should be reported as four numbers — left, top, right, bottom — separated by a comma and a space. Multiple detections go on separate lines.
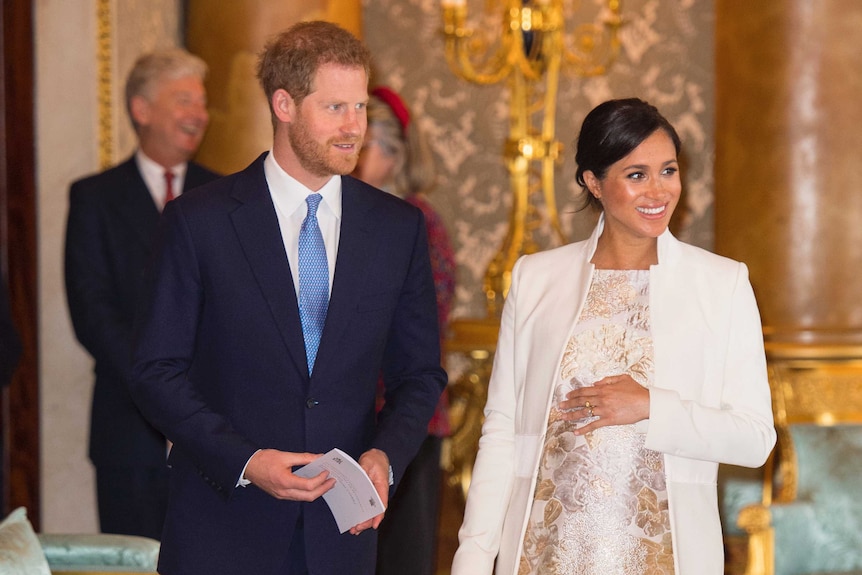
97, 0, 113, 170
96, 0, 181, 168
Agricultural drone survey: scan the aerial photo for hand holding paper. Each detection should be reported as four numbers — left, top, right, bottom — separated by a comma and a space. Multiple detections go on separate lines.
295, 448, 387, 534
351, 448, 390, 534
244, 449, 336, 501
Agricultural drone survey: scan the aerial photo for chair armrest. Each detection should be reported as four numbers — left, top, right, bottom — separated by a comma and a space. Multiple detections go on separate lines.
37, 533, 158, 573
720, 465, 766, 537
737, 503, 774, 575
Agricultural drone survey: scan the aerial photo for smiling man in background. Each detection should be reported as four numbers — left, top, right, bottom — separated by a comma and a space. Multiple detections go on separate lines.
64, 48, 220, 539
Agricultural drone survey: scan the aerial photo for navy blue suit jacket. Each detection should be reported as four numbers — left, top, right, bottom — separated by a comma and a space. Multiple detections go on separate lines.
64, 156, 219, 467
130, 153, 447, 575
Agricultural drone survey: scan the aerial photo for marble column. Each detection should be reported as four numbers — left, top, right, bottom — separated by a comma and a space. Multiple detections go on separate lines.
714, 1, 862, 346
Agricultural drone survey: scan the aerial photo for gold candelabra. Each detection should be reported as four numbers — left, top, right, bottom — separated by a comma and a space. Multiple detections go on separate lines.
443, 0, 622, 316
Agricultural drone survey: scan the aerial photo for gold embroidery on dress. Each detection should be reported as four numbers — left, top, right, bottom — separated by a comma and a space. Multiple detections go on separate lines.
520, 270, 674, 574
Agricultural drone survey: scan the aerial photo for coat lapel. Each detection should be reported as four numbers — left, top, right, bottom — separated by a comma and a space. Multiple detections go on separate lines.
537, 216, 602, 359
312, 177, 373, 380
229, 154, 308, 377
109, 158, 161, 246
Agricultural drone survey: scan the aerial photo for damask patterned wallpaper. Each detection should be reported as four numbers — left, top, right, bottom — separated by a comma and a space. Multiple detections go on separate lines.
361, 0, 715, 320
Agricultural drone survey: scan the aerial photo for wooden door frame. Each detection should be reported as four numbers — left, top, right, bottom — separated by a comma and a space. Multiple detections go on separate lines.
1, 0, 40, 528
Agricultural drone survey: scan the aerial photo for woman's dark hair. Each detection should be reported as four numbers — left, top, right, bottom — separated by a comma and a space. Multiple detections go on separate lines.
574, 98, 681, 211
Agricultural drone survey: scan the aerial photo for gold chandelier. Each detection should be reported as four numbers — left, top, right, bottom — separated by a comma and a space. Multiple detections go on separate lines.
442, 0, 623, 316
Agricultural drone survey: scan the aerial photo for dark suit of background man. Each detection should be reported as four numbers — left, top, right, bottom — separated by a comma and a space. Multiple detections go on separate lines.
129, 21, 446, 575
64, 48, 220, 540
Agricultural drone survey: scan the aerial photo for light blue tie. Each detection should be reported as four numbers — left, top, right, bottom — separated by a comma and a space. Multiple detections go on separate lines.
298, 193, 329, 374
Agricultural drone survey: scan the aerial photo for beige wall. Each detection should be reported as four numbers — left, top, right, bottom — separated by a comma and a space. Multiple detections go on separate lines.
37, 0, 98, 533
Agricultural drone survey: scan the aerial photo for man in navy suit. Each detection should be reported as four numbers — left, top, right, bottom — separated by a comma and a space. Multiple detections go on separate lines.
64, 48, 219, 539
129, 21, 447, 575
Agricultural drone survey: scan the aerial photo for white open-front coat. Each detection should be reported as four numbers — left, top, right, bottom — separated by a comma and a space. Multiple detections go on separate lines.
451, 219, 776, 575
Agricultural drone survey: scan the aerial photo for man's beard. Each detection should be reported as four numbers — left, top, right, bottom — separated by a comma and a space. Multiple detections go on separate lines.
288, 113, 360, 177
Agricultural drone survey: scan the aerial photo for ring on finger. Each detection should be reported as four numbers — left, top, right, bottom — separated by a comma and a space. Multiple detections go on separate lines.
584, 400, 592, 409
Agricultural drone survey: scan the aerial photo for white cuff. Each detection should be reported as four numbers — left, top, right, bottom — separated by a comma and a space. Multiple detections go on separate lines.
236, 449, 261, 488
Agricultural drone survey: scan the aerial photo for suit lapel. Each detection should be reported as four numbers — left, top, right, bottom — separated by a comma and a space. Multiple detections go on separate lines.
229, 155, 308, 377
109, 158, 161, 245
312, 177, 373, 380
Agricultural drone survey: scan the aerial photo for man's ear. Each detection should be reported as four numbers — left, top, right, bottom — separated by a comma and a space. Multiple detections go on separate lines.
583, 170, 601, 199
129, 95, 151, 128
272, 89, 294, 123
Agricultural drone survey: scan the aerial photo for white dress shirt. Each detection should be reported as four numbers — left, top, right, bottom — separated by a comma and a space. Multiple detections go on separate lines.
264, 150, 341, 296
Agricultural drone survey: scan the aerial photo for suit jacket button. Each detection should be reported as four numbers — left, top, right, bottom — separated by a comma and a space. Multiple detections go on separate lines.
306, 398, 319, 409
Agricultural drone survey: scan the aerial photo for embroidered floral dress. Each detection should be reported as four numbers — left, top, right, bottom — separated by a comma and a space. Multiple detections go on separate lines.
519, 269, 674, 575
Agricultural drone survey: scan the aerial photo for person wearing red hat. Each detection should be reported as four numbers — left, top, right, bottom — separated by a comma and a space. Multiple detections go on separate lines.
355, 86, 456, 575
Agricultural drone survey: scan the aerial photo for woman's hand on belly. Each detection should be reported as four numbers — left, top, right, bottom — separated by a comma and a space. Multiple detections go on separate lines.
559, 374, 650, 435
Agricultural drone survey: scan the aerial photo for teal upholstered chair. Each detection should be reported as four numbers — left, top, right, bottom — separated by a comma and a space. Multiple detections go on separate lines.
39, 533, 159, 574
730, 345, 862, 575
0, 507, 159, 574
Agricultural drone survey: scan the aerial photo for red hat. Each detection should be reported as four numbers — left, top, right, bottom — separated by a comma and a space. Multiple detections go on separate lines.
372, 86, 410, 136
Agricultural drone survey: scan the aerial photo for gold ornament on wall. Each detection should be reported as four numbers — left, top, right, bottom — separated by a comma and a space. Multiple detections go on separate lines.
97, 0, 113, 170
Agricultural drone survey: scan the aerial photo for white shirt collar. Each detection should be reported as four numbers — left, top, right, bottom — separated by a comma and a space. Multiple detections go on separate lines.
263, 150, 342, 220
136, 149, 187, 181
135, 149, 188, 207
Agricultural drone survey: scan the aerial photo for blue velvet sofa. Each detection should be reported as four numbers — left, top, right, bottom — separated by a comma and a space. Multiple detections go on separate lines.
0, 507, 158, 574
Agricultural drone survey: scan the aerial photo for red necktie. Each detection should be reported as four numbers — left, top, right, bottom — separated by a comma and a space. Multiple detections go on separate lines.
164, 170, 176, 204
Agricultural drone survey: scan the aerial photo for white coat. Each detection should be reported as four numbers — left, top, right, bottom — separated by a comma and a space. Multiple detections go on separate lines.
451, 218, 776, 575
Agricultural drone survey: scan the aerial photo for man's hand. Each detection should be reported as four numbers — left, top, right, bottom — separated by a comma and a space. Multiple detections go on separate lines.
348, 448, 390, 535
244, 449, 335, 501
